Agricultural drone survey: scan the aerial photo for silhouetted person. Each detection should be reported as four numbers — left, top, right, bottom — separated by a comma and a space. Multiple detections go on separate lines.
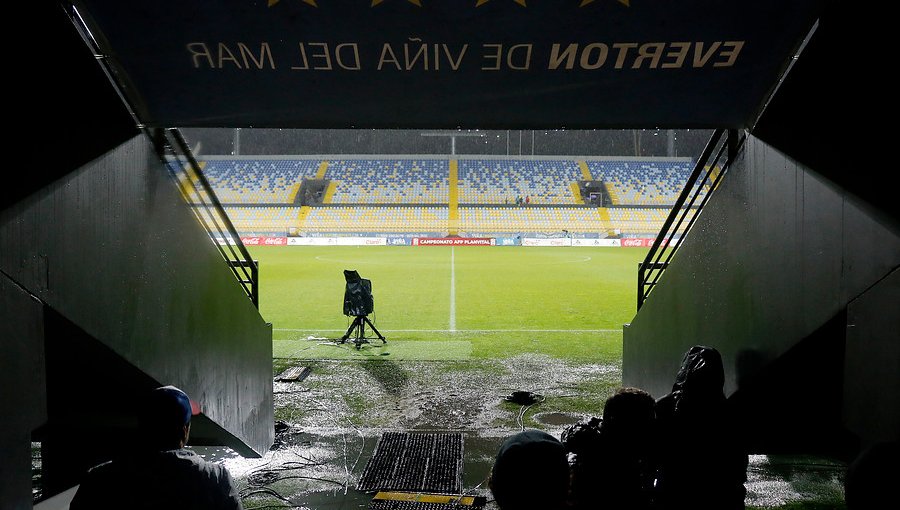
654, 345, 748, 510
561, 415, 602, 510
69, 385, 243, 510
598, 387, 658, 509
844, 440, 900, 510
489, 429, 570, 510
563, 387, 658, 510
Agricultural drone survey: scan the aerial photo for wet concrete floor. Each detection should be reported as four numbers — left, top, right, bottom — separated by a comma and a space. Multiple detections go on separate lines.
198, 354, 848, 509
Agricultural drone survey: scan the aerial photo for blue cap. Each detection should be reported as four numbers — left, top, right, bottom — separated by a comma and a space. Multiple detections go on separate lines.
145, 385, 196, 427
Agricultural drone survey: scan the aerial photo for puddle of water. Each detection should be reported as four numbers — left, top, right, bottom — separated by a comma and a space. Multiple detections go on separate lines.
745, 454, 846, 509
189, 355, 852, 509
532, 411, 585, 427
197, 434, 848, 510
30, 356, 849, 509
195, 429, 505, 509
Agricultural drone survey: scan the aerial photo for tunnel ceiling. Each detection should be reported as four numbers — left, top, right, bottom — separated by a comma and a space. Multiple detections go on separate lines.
71, 0, 822, 130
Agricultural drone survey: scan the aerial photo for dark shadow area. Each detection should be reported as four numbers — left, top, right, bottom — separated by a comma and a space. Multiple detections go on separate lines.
752, 2, 898, 234
359, 359, 411, 396
730, 310, 858, 460
33, 306, 253, 500
35, 306, 160, 497
11, 3, 138, 211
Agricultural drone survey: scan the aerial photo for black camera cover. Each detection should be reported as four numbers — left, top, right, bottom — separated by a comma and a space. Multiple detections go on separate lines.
343, 270, 374, 316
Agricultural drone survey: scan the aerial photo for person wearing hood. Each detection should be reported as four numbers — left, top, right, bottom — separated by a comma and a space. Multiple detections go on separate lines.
653, 345, 748, 510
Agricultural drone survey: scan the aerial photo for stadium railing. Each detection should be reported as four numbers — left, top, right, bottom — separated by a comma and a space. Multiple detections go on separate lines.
637, 129, 745, 310
157, 129, 260, 308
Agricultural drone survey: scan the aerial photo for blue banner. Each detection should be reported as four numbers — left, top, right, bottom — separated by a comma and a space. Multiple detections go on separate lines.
75, 0, 821, 129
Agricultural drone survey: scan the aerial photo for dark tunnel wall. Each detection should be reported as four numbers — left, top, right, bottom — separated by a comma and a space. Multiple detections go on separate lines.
9, 2, 139, 213
622, 134, 900, 456
0, 277, 47, 509
842, 268, 900, 448
752, 2, 897, 234
0, 135, 274, 502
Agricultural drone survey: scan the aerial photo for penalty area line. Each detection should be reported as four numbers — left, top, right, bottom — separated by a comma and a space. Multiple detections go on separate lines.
275, 328, 623, 333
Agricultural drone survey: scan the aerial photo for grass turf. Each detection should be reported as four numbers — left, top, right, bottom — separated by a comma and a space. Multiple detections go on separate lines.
245, 244, 848, 509
248, 245, 648, 361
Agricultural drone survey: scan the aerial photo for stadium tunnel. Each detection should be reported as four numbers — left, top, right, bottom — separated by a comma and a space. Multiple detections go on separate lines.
4, 1, 898, 508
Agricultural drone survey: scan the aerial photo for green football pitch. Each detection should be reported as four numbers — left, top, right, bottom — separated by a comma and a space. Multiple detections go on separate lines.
241, 246, 850, 510
248, 245, 650, 362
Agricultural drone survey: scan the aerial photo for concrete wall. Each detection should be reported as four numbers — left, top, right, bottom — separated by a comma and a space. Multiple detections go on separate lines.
843, 268, 900, 449
0, 277, 47, 510
622, 134, 900, 454
0, 135, 274, 503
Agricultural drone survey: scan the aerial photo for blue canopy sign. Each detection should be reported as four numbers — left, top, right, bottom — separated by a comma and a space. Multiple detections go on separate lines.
73, 0, 822, 129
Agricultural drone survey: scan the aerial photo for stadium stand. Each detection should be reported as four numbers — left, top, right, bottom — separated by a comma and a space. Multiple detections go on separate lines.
301, 206, 449, 234
586, 159, 697, 206
221, 206, 304, 235
607, 207, 697, 237
201, 159, 321, 204
198, 157, 697, 237
457, 158, 583, 204
325, 159, 449, 204
458, 206, 610, 235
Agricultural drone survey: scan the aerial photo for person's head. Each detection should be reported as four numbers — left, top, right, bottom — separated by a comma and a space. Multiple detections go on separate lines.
672, 345, 725, 399
138, 385, 195, 450
601, 386, 656, 439
489, 429, 569, 509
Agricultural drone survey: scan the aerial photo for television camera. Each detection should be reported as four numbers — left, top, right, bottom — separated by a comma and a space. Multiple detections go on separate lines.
340, 270, 386, 349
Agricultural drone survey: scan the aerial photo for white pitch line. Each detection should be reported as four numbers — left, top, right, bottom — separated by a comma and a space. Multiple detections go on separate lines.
275, 328, 622, 333
449, 247, 456, 332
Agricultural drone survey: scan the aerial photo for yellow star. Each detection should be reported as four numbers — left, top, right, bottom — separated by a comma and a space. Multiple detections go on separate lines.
476, 0, 528, 7
372, 0, 424, 6
580, 0, 630, 6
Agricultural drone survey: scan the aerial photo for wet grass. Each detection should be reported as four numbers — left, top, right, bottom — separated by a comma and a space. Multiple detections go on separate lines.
257, 355, 848, 509
358, 359, 410, 395
250, 245, 644, 337
248, 246, 848, 509
272, 330, 624, 363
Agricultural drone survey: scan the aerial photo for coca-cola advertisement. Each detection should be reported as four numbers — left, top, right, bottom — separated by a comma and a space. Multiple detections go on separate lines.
241, 236, 287, 246
620, 238, 670, 247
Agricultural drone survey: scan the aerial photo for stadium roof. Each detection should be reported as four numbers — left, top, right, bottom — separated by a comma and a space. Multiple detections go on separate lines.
70, 0, 822, 130
20, 2, 887, 223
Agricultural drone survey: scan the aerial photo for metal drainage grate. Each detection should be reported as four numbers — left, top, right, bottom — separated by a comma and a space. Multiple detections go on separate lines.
357, 432, 464, 494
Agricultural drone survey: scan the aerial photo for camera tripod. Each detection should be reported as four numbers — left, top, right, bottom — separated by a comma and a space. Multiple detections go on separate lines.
340, 314, 386, 349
